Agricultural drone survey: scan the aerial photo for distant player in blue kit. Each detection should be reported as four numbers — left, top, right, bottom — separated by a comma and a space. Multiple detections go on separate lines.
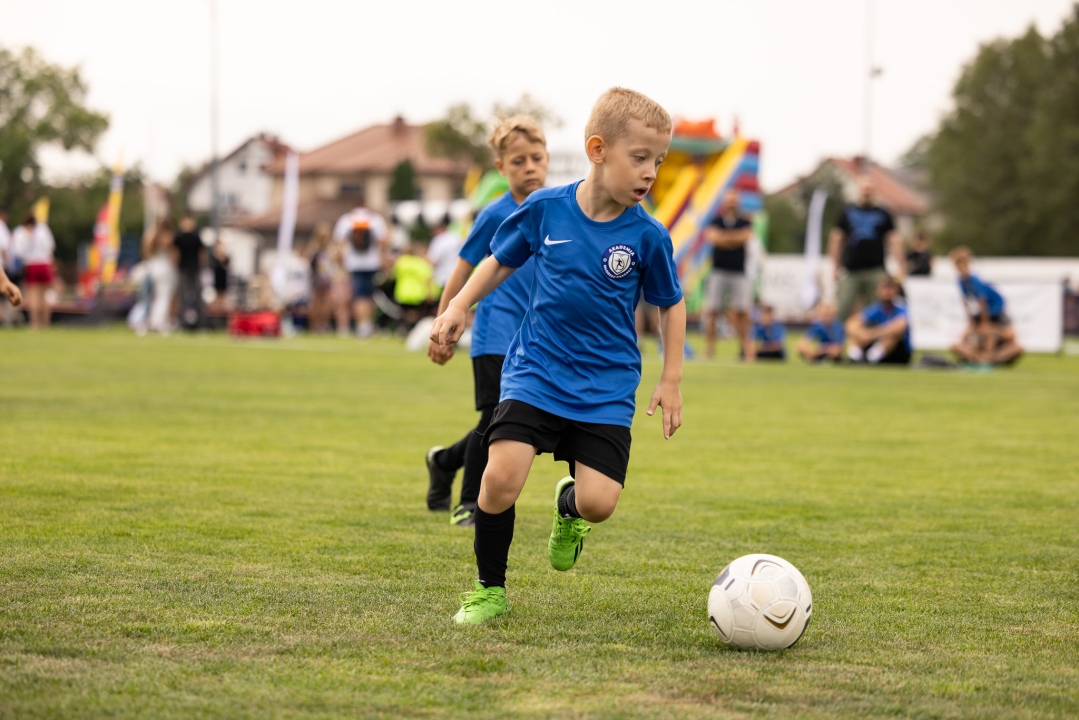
948, 246, 1023, 366
430, 87, 687, 624
797, 302, 845, 363
425, 116, 550, 526
750, 304, 787, 360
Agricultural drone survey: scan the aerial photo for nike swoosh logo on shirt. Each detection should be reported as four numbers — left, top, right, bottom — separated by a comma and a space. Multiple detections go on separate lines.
544, 235, 573, 245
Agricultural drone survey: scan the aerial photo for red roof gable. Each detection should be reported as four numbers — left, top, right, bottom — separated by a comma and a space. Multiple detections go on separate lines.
269, 117, 471, 177
776, 156, 929, 217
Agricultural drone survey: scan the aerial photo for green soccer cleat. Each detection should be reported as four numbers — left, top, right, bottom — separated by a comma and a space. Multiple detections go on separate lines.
453, 581, 508, 625
548, 477, 592, 571
450, 503, 476, 527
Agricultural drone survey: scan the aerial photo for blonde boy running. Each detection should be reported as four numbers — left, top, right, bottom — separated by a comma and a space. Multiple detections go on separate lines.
431, 87, 686, 624
426, 116, 550, 526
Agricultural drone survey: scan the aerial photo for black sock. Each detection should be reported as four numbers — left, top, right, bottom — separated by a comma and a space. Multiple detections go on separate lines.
438, 434, 468, 473
557, 482, 581, 519
474, 504, 515, 588
459, 405, 494, 506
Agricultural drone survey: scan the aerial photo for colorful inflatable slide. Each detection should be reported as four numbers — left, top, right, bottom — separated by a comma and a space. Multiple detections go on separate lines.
649, 119, 761, 308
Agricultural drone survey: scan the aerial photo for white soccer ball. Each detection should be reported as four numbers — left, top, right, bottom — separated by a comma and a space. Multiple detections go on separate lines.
707, 553, 813, 651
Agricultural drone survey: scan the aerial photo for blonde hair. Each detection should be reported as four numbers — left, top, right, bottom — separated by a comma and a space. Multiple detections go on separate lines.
948, 245, 973, 262
584, 87, 672, 144
488, 115, 547, 158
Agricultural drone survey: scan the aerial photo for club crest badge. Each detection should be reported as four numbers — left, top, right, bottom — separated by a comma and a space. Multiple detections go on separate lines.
602, 244, 636, 280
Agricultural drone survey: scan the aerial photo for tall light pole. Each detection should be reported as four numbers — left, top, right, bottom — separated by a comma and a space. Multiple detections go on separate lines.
209, 0, 221, 240
862, 0, 880, 174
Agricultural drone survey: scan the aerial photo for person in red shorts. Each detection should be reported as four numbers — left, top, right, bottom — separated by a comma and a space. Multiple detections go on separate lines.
12, 215, 55, 330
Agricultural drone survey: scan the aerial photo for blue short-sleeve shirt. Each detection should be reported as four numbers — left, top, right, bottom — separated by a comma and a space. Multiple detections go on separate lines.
458, 193, 536, 358
490, 181, 683, 427
862, 301, 911, 352
805, 320, 845, 346
959, 274, 1005, 318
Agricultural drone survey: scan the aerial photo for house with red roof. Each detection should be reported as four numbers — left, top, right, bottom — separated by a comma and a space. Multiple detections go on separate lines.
775, 156, 933, 239
238, 116, 471, 239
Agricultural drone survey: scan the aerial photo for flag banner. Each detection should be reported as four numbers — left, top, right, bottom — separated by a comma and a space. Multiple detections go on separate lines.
802, 188, 827, 310
102, 164, 124, 283
271, 151, 300, 301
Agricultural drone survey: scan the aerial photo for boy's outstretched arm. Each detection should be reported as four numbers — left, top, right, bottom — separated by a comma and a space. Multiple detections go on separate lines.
427, 257, 476, 365
1, 268, 21, 306
647, 298, 686, 439
430, 256, 516, 349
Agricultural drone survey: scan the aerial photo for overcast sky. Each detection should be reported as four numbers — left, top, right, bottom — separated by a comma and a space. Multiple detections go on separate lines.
3, 0, 1075, 191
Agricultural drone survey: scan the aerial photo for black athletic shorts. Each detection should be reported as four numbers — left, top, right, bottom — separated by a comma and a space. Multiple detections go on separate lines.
472, 354, 504, 410
486, 399, 632, 485
880, 344, 912, 365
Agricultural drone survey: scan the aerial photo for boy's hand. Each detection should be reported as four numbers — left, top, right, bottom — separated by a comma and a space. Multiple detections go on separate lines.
427, 339, 454, 365
646, 379, 682, 439
2, 280, 21, 307
430, 306, 466, 348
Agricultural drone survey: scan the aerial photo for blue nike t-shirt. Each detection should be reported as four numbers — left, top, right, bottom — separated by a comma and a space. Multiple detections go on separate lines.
458, 193, 536, 358
805, 320, 844, 345
959, 274, 1005, 318
862, 301, 911, 352
490, 181, 683, 428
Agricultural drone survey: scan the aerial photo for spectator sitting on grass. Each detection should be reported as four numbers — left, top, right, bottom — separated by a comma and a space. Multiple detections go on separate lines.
948, 246, 1023, 367
797, 302, 844, 363
750, 304, 787, 361
845, 275, 911, 366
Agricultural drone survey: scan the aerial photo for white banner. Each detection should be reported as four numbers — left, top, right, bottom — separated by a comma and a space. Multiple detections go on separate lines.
802, 188, 827, 310
271, 151, 300, 301
904, 277, 1063, 353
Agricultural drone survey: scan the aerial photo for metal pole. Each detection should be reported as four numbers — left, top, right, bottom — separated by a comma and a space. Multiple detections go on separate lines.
862, 0, 874, 174
209, 0, 221, 240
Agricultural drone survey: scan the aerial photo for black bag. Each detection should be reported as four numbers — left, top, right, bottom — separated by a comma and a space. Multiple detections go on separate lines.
350, 224, 371, 252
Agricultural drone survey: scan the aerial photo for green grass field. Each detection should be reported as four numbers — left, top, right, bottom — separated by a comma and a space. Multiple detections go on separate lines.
1, 327, 1077, 719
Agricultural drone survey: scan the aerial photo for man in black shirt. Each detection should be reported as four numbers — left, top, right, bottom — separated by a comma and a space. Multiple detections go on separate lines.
828, 177, 904, 321
173, 213, 206, 330
702, 190, 755, 361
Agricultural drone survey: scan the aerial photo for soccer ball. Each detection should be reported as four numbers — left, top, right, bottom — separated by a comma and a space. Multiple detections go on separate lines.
707, 553, 813, 651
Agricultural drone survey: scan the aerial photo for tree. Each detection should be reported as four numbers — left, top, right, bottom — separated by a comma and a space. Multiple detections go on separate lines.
762, 170, 845, 254
44, 166, 146, 269
388, 159, 419, 202
425, 94, 561, 171
924, 7, 1079, 255
0, 46, 109, 215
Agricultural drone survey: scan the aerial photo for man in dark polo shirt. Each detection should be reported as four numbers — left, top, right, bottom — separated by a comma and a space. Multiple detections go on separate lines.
173, 212, 206, 330
828, 176, 905, 322
701, 190, 755, 361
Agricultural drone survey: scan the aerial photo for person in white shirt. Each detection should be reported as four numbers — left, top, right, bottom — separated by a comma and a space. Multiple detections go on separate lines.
331, 203, 390, 338
12, 214, 55, 329
426, 217, 463, 296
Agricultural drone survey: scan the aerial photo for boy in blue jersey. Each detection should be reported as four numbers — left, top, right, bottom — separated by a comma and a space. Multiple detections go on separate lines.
750, 304, 787, 360
948, 246, 1023, 366
844, 275, 912, 365
425, 116, 550, 526
431, 87, 687, 624
797, 302, 845, 363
